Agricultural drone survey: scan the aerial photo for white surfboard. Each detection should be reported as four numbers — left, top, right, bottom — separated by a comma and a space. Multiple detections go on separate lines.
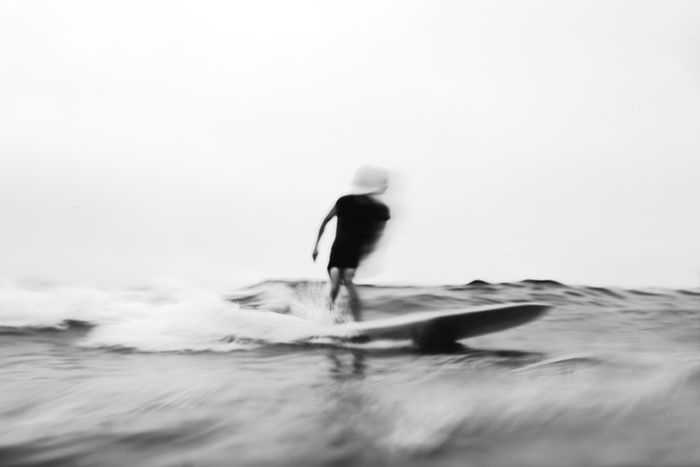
322, 302, 550, 349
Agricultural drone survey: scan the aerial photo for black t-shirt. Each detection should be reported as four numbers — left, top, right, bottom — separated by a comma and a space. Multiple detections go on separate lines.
334, 195, 390, 248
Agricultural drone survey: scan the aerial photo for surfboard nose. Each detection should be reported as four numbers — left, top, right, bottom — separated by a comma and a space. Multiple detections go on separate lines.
514, 303, 551, 318
412, 302, 551, 351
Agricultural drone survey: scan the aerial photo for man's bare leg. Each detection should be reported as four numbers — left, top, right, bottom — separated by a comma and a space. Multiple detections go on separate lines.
328, 267, 342, 309
342, 268, 361, 321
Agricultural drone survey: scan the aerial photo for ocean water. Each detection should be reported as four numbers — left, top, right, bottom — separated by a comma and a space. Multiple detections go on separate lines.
1, 278, 699, 467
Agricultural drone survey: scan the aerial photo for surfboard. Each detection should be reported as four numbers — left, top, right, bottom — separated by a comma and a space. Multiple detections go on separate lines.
323, 302, 550, 350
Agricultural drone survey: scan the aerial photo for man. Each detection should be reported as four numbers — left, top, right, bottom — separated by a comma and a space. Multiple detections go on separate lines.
312, 166, 390, 321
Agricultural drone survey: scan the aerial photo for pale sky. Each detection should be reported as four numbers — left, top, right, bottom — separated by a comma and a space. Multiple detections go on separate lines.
1, 0, 699, 289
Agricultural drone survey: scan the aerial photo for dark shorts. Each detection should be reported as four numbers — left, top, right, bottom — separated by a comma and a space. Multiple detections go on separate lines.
327, 240, 362, 271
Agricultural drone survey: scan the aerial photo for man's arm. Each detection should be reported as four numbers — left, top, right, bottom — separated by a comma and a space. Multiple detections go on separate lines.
312, 205, 337, 262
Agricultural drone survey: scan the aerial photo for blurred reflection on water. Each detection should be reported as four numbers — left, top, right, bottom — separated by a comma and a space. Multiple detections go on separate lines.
1, 279, 700, 466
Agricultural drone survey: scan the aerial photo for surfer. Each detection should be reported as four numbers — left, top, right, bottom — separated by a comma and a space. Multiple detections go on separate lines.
312, 166, 390, 321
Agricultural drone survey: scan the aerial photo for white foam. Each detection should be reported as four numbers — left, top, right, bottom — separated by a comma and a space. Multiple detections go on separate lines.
0, 279, 329, 352
0, 279, 113, 328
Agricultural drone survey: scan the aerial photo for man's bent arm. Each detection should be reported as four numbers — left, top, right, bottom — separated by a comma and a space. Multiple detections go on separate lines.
312, 206, 337, 261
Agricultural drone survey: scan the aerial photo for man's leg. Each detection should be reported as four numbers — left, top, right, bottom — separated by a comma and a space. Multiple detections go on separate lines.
341, 268, 361, 321
328, 267, 342, 309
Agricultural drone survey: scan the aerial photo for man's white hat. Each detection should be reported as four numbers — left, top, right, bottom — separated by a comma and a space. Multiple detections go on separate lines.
349, 165, 389, 195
